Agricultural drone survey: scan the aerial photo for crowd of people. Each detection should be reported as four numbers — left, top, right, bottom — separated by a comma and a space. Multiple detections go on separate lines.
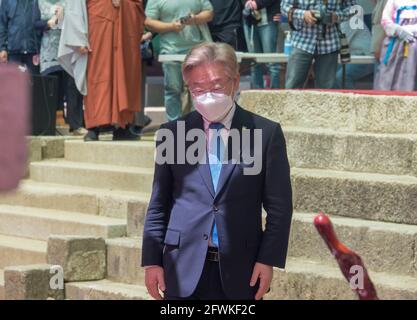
0, 0, 413, 140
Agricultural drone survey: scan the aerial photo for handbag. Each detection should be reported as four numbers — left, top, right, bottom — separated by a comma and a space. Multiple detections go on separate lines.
141, 40, 154, 62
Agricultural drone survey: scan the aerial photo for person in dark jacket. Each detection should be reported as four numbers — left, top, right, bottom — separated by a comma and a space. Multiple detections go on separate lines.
208, 0, 243, 49
0, 0, 41, 73
242, 0, 281, 88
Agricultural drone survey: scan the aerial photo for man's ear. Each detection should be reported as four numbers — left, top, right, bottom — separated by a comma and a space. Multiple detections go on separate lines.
234, 74, 241, 92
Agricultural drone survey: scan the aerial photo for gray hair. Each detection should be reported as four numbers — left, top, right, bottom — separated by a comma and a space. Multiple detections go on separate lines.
182, 42, 239, 83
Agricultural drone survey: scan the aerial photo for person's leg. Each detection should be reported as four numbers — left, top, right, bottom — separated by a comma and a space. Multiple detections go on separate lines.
277, 22, 290, 53
334, 65, 343, 89
162, 61, 183, 121
132, 62, 147, 134
243, 21, 265, 89
7, 54, 23, 65
164, 255, 228, 300
334, 63, 374, 89
52, 71, 65, 112
191, 260, 228, 300
313, 51, 338, 89
163, 294, 198, 300
285, 47, 314, 89
258, 22, 280, 88
64, 71, 85, 131
23, 54, 40, 75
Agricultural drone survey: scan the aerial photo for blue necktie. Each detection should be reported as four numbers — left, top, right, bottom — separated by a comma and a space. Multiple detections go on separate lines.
208, 122, 225, 247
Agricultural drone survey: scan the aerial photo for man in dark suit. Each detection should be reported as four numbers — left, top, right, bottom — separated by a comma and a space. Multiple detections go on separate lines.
141, 42, 293, 300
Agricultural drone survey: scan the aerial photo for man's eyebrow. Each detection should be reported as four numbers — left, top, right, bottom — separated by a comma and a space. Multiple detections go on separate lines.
190, 77, 225, 86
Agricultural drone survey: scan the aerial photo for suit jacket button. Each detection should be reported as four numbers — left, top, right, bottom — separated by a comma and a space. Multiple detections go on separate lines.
203, 234, 209, 240
213, 205, 219, 212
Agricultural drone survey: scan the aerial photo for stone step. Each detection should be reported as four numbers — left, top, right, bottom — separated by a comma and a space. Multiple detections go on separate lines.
0, 180, 150, 219
0, 269, 4, 300
145, 106, 166, 127
30, 160, 154, 193
29, 162, 417, 225
65, 279, 150, 300
288, 213, 417, 277
284, 127, 417, 176
238, 90, 417, 134
0, 235, 47, 269
106, 237, 144, 286
106, 214, 417, 286
69, 257, 417, 300
65, 140, 156, 168
65, 128, 417, 176
292, 167, 417, 225
267, 258, 417, 300
0, 205, 126, 241
28, 136, 75, 160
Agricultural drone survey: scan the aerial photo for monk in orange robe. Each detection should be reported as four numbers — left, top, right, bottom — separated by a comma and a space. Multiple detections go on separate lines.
82, 0, 145, 141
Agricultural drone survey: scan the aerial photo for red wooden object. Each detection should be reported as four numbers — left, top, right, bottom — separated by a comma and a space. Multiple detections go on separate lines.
314, 212, 379, 300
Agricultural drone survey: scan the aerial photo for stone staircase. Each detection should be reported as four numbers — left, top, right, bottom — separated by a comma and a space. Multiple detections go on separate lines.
240, 90, 417, 299
0, 137, 155, 299
1, 90, 417, 299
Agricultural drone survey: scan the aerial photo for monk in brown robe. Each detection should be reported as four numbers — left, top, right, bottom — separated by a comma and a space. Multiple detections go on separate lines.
80, 0, 145, 141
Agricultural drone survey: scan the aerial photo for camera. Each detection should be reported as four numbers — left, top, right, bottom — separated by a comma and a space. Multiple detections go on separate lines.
339, 33, 351, 64
311, 4, 333, 25
179, 14, 192, 24
242, 7, 262, 24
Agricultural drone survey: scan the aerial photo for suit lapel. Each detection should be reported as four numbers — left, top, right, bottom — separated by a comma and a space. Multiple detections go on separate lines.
186, 112, 216, 198
214, 105, 250, 200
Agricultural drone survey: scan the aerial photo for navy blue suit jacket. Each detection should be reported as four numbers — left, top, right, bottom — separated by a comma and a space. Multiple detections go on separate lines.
141, 104, 293, 299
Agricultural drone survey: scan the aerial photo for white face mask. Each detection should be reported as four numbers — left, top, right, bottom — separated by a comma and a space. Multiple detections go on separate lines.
193, 87, 235, 123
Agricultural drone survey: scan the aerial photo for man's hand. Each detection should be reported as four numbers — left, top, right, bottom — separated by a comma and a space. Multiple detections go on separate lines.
145, 266, 166, 300
250, 262, 273, 300
141, 32, 153, 43
246, 0, 258, 10
112, 0, 121, 8
304, 10, 318, 25
0, 51, 7, 63
273, 13, 281, 23
396, 26, 415, 43
171, 21, 185, 33
78, 45, 92, 54
47, 17, 58, 28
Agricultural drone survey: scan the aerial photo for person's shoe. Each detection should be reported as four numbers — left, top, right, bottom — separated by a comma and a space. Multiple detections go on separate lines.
144, 115, 152, 127
112, 126, 139, 141
71, 127, 88, 136
129, 125, 144, 137
84, 128, 99, 142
